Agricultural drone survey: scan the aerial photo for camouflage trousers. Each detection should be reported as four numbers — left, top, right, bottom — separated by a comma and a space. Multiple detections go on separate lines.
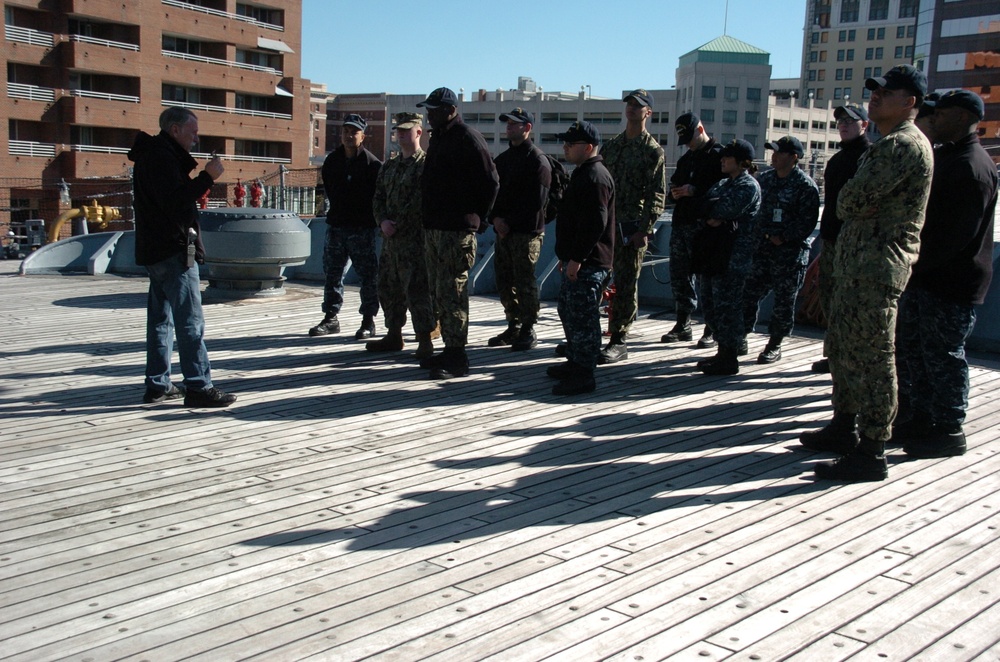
378, 233, 435, 335
700, 268, 748, 351
742, 243, 809, 340
494, 232, 543, 327
608, 231, 648, 336
558, 264, 610, 371
896, 285, 976, 427
425, 229, 476, 348
669, 222, 699, 316
826, 278, 902, 441
322, 225, 379, 317
817, 240, 836, 320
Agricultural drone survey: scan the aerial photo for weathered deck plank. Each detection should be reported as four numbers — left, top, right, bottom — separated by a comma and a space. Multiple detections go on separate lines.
1, 263, 998, 661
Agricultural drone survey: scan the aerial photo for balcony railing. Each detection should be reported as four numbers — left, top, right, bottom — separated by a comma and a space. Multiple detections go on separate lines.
69, 89, 141, 103
7, 82, 56, 102
192, 151, 290, 164
69, 145, 131, 154
4, 24, 54, 47
162, 99, 292, 121
68, 34, 139, 52
161, 0, 283, 32
161, 50, 282, 77
8, 140, 57, 157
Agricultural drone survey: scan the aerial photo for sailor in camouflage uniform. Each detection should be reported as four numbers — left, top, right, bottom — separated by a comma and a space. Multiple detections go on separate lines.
547, 121, 615, 396
693, 139, 762, 376
802, 65, 934, 482
365, 112, 436, 360
597, 89, 666, 364
894, 90, 997, 460
742, 136, 820, 364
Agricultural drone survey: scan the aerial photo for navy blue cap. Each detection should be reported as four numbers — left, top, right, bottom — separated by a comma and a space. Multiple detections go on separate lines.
765, 136, 804, 157
925, 89, 985, 120
834, 104, 869, 123
720, 139, 755, 162
623, 89, 653, 107
499, 107, 534, 124
343, 114, 367, 131
416, 87, 459, 109
675, 112, 700, 146
865, 64, 928, 99
556, 121, 601, 146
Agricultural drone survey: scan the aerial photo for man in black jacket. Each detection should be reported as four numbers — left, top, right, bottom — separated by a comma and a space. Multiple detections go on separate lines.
417, 87, 499, 379
895, 90, 998, 458
661, 113, 725, 347
547, 121, 616, 396
310, 114, 383, 339
488, 107, 551, 351
129, 106, 236, 408
810, 104, 871, 373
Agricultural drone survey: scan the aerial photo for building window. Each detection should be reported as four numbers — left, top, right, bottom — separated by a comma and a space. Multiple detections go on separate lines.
867, 28, 875, 40
812, 120, 825, 130
162, 36, 201, 55
721, 133, 736, 144
793, 119, 808, 130
808, 70, 817, 81
907, 24, 915, 38
905, 45, 913, 58
743, 134, 757, 147
847, 49, 854, 61
702, 85, 716, 99
818, 70, 826, 81
836, 68, 844, 80
236, 3, 284, 27
839, 30, 847, 42
809, 51, 818, 63
866, 47, 874, 60
819, 51, 828, 62
745, 111, 759, 124
864, 67, 872, 78
896, 26, 906, 39
895, 46, 903, 58
848, 29, 856, 41
772, 118, 789, 129
811, 140, 825, 150
840, 0, 859, 22
747, 88, 761, 101
811, 32, 820, 44
701, 109, 715, 122
837, 49, 845, 62
869, 0, 888, 21
821, 31, 829, 43
834, 88, 842, 100
723, 110, 737, 124
816, 88, 825, 100
862, 87, 871, 99
845, 68, 853, 80
877, 27, 885, 39
725, 86, 739, 101
843, 87, 852, 99
875, 47, 883, 59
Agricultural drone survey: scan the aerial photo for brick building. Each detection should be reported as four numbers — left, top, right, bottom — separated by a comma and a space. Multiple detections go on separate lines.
1, 0, 311, 237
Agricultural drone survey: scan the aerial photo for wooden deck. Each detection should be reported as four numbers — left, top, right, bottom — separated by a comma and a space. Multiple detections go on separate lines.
1, 260, 998, 662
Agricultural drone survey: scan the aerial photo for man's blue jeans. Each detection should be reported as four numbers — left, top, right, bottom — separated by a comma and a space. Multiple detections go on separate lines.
145, 254, 213, 392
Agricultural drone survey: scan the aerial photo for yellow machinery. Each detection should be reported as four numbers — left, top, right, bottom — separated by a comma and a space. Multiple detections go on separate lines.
47, 200, 122, 244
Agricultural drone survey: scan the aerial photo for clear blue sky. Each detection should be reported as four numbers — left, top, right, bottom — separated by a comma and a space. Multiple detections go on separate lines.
301, 0, 808, 98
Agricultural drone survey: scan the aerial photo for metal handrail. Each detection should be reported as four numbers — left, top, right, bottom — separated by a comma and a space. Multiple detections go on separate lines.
68, 34, 139, 52
7, 82, 56, 102
4, 24, 54, 47
161, 99, 291, 120
69, 144, 131, 154
191, 151, 291, 164
69, 89, 140, 103
161, 0, 284, 32
161, 50, 282, 76
8, 140, 57, 157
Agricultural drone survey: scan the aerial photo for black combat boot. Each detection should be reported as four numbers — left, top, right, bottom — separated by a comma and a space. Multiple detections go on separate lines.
757, 337, 783, 364
815, 433, 888, 481
800, 411, 859, 454
429, 347, 470, 379
697, 327, 717, 348
598, 332, 628, 364
355, 315, 376, 340
511, 324, 538, 351
488, 323, 520, 347
903, 422, 967, 458
309, 314, 340, 337
699, 346, 739, 375
661, 313, 693, 343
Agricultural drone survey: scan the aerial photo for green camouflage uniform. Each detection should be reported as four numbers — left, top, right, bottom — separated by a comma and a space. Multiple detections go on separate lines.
827, 120, 933, 441
600, 130, 666, 335
373, 149, 435, 335
425, 229, 477, 347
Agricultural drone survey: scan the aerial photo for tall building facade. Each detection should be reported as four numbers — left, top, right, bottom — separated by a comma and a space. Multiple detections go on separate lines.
803, 0, 919, 104
915, 0, 999, 157
2, 0, 311, 233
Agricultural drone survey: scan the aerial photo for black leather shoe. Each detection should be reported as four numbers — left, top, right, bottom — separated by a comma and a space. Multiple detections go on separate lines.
309, 315, 340, 336
699, 354, 738, 375
511, 325, 537, 351
903, 425, 967, 458
814, 451, 888, 482
429, 349, 469, 379
757, 341, 782, 364
143, 383, 184, 404
800, 413, 859, 454
355, 316, 376, 340
811, 358, 830, 373
660, 322, 693, 343
185, 387, 237, 408
598, 334, 628, 364
547, 361, 587, 379
552, 375, 596, 395
697, 329, 717, 348
488, 325, 520, 347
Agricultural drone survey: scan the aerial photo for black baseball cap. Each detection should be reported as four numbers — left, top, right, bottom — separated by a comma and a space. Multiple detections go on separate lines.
556, 121, 601, 146
623, 89, 653, 107
675, 112, 700, 146
765, 136, 804, 157
925, 89, 985, 120
834, 104, 869, 123
343, 114, 367, 131
916, 93, 939, 120
865, 64, 928, 99
499, 107, 533, 124
416, 87, 459, 109
720, 139, 755, 162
